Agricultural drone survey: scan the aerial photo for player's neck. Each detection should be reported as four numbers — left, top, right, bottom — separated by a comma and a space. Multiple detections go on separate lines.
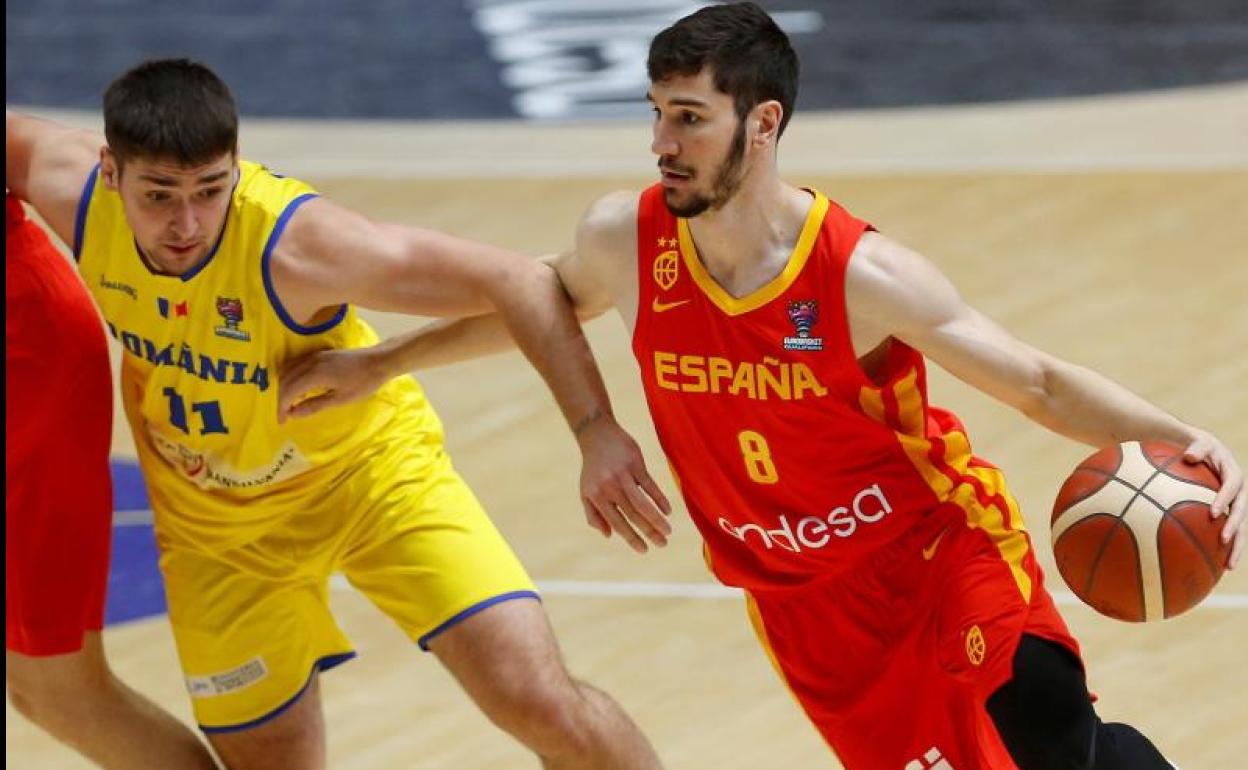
686, 175, 812, 298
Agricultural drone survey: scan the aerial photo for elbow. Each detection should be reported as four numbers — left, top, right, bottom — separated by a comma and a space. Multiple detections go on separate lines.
1014, 359, 1059, 422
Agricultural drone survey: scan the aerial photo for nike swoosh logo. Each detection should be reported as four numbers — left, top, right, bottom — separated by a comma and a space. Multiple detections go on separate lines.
652, 298, 691, 313
922, 525, 952, 561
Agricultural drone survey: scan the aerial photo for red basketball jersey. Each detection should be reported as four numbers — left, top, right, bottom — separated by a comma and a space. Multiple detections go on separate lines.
632, 185, 1032, 593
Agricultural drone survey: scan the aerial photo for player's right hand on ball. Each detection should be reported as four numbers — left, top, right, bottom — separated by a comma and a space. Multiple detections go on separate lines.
1183, 430, 1246, 569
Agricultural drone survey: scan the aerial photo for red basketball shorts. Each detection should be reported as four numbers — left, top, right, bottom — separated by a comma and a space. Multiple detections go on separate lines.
6, 195, 114, 656
746, 506, 1081, 770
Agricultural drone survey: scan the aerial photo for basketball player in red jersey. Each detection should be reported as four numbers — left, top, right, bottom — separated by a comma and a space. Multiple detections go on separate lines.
277, 4, 1244, 769
6, 193, 217, 768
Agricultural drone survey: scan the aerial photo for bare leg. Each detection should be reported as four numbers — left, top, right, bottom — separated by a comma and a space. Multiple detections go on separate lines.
6, 632, 218, 769
429, 597, 662, 770
205, 674, 326, 770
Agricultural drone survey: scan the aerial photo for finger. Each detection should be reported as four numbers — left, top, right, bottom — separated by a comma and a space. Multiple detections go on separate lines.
277, 353, 315, 383
1228, 524, 1245, 570
286, 391, 342, 421
637, 470, 673, 516
590, 497, 647, 553
620, 481, 671, 543
277, 365, 322, 415
1182, 435, 1212, 463
582, 500, 611, 538
1220, 482, 1246, 544
1211, 462, 1242, 518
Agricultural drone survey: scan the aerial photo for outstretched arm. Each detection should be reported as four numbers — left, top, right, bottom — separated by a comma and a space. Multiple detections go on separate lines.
271, 195, 670, 551
6, 111, 101, 246
845, 231, 1245, 565
276, 251, 609, 418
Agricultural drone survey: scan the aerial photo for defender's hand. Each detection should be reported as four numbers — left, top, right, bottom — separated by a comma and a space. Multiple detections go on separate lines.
277, 346, 387, 423
576, 414, 673, 553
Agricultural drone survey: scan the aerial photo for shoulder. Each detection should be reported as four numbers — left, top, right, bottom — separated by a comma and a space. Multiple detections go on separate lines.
580, 190, 639, 235
847, 230, 918, 287
235, 160, 318, 216
845, 230, 966, 337
577, 190, 640, 261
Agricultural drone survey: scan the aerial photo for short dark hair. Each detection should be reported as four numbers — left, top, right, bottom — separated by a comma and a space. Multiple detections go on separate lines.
647, 2, 799, 136
103, 58, 238, 167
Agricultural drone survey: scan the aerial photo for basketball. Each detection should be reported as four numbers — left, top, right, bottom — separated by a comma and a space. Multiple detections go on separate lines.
1050, 440, 1228, 622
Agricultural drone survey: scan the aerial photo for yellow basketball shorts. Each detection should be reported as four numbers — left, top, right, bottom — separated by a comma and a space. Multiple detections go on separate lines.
155, 420, 538, 732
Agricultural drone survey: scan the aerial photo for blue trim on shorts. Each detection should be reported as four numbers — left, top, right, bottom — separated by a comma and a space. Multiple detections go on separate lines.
197, 651, 356, 734
259, 193, 348, 335
418, 591, 542, 651
72, 164, 100, 261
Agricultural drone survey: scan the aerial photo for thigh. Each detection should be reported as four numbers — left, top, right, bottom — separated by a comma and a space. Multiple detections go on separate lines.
338, 450, 538, 650
160, 540, 354, 733
425, 595, 565, 711
6, 267, 113, 656
207, 672, 327, 770
746, 523, 1063, 770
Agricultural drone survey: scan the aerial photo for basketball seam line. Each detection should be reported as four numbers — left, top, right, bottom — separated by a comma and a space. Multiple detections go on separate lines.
1084, 516, 1146, 621
1085, 464, 1165, 620
1163, 507, 1223, 579
1073, 467, 1176, 516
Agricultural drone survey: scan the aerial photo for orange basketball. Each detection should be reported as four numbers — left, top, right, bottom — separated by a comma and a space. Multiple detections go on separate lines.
1050, 440, 1228, 622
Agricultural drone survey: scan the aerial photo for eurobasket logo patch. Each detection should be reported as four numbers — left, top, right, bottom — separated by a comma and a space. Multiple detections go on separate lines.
783, 299, 823, 351
214, 296, 250, 341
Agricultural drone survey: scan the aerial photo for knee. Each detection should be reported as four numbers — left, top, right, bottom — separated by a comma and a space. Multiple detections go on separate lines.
9, 670, 80, 729
990, 692, 1096, 770
481, 675, 597, 758
6, 657, 112, 734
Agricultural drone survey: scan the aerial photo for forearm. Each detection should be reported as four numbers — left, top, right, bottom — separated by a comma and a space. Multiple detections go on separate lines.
488, 261, 614, 434
1024, 358, 1200, 448
369, 314, 522, 376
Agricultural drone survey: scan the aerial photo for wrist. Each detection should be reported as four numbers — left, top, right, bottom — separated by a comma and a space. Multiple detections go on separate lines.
571, 408, 612, 442
363, 343, 399, 384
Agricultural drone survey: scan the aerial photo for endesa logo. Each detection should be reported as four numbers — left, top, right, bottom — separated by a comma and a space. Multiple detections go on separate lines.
717, 484, 893, 553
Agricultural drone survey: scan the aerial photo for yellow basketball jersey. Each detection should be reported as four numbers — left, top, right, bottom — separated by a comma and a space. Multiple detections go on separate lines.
75, 160, 442, 549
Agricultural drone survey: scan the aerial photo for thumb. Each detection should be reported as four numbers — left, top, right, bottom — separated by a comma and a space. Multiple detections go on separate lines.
286, 389, 342, 421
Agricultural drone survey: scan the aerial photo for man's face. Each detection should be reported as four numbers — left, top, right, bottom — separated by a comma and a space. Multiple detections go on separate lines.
649, 69, 748, 218
103, 150, 236, 276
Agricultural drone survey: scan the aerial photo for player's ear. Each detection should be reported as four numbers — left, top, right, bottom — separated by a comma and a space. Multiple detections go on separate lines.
751, 101, 783, 148
100, 147, 120, 190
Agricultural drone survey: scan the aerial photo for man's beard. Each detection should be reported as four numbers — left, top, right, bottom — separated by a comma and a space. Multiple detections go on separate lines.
663, 119, 747, 218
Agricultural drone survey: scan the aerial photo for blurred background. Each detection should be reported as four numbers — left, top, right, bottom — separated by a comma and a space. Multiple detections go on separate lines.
9, 1, 1248, 120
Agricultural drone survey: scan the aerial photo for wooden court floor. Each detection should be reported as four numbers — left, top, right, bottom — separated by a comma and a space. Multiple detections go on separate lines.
7, 87, 1248, 768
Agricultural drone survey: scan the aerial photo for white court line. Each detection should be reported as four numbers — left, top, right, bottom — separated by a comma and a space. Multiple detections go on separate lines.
114, 514, 1248, 609
114, 509, 155, 526
332, 576, 1248, 610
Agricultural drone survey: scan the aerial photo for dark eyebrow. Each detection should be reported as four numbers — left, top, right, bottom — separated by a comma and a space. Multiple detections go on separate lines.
137, 170, 230, 187
646, 93, 710, 109
196, 170, 231, 185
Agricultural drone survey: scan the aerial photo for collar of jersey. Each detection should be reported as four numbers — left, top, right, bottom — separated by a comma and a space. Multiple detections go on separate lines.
676, 189, 828, 316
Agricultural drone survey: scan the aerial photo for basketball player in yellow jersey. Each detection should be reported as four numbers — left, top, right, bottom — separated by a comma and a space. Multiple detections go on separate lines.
7, 59, 670, 770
